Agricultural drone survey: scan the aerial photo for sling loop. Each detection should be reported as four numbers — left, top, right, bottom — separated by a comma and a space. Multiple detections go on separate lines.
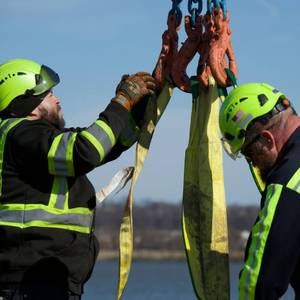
116, 84, 173, 300
116, 6, 178, 298
183, 76, 230, 300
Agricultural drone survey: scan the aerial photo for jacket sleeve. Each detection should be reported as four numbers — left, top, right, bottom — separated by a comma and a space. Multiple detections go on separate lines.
239, 179, 300, 299
10, 102, 136, 177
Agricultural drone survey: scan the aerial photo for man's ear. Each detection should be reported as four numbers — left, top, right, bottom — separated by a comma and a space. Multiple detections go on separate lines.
27, 107, 41, 120
260, 130, 276, 150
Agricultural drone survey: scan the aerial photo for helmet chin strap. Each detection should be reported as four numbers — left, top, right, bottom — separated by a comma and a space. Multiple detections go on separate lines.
0, 93, 46, 118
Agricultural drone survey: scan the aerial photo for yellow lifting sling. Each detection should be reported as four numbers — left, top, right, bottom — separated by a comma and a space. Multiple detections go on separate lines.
182, 76, 230, 299
116, 82, 173, 300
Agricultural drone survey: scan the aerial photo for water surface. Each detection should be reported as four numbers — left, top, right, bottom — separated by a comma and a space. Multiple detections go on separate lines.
84, 261, 294, 299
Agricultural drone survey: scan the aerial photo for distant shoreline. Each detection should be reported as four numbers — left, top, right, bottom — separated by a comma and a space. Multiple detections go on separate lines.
98, 250, 244, 262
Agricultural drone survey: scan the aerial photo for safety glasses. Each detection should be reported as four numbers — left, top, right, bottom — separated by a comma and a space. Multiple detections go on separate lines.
31, 65, 60, 96
240, 134, 262, 161
220, 137, 241, 160
221, 133, 263, 161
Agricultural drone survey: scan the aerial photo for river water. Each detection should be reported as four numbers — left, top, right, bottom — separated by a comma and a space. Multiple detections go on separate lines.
83, 261, 294, 299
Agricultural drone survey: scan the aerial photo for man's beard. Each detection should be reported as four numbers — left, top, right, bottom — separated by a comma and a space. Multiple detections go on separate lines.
39, 106, 65, 130
256, 156, 275, 183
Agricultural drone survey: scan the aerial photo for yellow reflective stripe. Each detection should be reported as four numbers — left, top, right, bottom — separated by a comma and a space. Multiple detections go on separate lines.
48, 134, 63, 174
0, 221, 91, 234
287, 167, 300, 194
48, 132, 77, 177
66, 133, 77, 176
64, 181, 69, 211
49, 176, 60, 208
0, 119, 11, 195
95, 120, 116, 145
49, 176, 69, 210
81, 131, 105, 162
81, 120, 116, 163
0, 118, 26, 195
0, 119, 10, 131
239, 184, 283, 300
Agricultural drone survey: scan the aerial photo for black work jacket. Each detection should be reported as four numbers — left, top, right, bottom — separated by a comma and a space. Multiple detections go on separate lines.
239, 126, 300, 299
0, 102, 134, 295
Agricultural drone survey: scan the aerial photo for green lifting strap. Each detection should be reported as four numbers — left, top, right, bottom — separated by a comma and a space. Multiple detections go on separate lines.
182, 76, 230, 300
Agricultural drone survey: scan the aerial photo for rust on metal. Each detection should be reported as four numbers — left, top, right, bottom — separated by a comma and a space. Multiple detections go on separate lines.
208, 8, 238, 87
196, 12, 215, 89
157, 4, 238, 92
153, 14, 180, 89
171, 15, 203, 93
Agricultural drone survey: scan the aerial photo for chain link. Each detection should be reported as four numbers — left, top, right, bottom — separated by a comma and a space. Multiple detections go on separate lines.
207, 0, 227, 18
188, 0, 203, 27
168, 0, 183, 24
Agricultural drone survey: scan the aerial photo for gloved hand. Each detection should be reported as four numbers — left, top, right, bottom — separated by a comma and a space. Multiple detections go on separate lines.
111, 72, 157, 110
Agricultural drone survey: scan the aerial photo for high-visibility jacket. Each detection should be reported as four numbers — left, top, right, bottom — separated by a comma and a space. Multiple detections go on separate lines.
0, 102, 136, 295
239, 125, 300, 300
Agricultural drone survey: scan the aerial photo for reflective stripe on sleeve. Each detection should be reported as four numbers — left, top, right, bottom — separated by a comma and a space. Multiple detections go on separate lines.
81, 120, 116, 163
287, 168, 300, 194
239, 184, 283, 300
48, 132, 77, 176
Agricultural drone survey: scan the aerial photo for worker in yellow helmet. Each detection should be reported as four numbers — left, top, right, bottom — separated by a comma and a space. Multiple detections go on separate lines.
0, 59, 156, 300
219, 83, 300, 299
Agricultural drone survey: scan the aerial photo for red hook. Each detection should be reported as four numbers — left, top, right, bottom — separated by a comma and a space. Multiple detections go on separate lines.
153, 14, 180, 89
196, 12, 215, 89
171, 15, 203, 93
208, 8, 238, 87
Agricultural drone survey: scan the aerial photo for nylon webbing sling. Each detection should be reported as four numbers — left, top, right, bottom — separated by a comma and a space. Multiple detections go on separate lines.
182, 76, 230, 299
116, 81, 173, 300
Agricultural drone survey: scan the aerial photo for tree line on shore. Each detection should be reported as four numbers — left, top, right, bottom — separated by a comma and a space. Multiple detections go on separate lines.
95, 201, 259, 260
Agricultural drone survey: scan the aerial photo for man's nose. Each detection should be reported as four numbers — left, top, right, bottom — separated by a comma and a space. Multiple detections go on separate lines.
52, 95, 60, 105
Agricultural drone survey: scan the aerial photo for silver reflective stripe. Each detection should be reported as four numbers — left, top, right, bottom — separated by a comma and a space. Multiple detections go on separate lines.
0, 119, 19, 137
86, 122, 113, 156
0, 209, 93, 228
53, 132, 73, 176
287, 168, 300, 194
55, 177, 67, 210
293, 180, 300, 193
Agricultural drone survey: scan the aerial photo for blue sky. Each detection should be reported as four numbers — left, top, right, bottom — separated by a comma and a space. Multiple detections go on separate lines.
1, 0, 299, 205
